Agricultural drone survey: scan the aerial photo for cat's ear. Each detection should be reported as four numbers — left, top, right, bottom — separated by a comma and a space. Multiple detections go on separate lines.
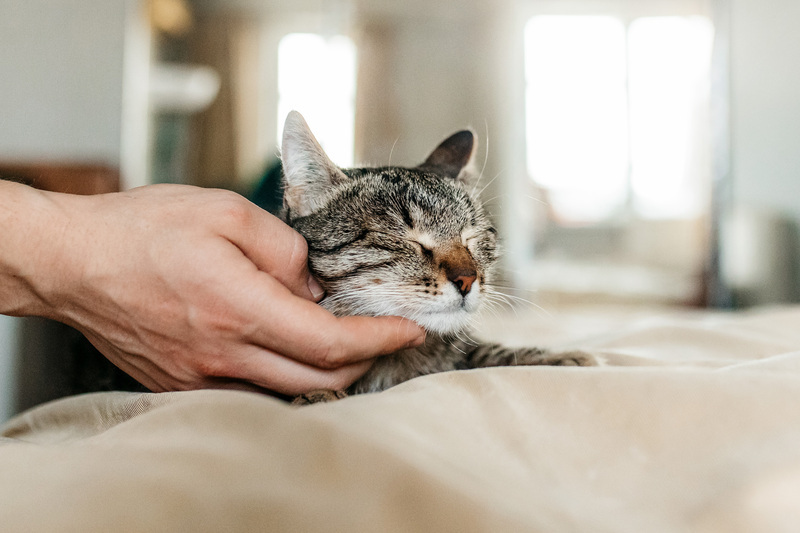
281, 111, 348, 217
418, 130, 476, 182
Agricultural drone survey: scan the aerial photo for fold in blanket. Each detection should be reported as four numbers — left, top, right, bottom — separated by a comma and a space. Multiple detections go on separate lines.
3, 306, 800, 532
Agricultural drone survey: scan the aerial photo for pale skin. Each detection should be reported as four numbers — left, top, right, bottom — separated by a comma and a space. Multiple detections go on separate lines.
0, 180, 425, 396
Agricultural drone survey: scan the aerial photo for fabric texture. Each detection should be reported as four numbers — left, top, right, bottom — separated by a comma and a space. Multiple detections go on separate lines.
3, 306, 800, 532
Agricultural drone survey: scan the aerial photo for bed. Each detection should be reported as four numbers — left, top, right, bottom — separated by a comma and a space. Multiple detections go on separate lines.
3, 305, 800, 532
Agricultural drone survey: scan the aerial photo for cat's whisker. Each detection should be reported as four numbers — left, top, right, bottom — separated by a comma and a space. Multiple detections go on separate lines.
471, 120, 491, 197
322, 285, 411, 302
488, 295, 523, 321
480, 193, 508, 206
448, 339, 467, 355
485, 288, 539, 307
484, 289, 553, 318
388, 136, 401, 166
478, 191, 549, 207
483, 288, 522, 306
455, 325, 479, 347
448, 330, 463, 346
453, 325, 478, 346
486, 283, 542, 295
459, 326, 481, 347
475, 170, 505, 201
479, 301, 505, 323
523, 193, 550, 207
483, 291, 522, 311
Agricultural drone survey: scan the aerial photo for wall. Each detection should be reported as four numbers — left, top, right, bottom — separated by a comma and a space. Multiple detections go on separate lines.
354, 6, 499, 167
723, 0, 800, 304
730, 0, 800, 219
0, 0, 127, 164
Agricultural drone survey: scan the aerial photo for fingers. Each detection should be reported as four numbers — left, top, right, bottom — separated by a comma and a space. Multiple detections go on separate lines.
245, 274, 425, 369
223, 347, 375, 396
41, 185, 422, 399
324, 315, 427, 363
225, 203, 324, 302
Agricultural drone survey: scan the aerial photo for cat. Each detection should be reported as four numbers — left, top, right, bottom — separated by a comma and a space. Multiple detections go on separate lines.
280, 111, 596, 403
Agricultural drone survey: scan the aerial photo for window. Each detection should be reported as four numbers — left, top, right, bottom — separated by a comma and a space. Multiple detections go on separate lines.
524, 15, 714, 223
276, 33, 357, 167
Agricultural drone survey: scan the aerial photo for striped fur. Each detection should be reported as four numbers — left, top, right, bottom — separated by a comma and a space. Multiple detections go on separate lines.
281, 112, 595, 401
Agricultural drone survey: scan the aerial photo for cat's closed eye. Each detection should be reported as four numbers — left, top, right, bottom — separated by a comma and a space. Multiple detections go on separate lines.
411, 241, 434, 258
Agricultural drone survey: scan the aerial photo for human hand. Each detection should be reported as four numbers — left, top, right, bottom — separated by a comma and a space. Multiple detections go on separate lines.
2, 183, 425, 395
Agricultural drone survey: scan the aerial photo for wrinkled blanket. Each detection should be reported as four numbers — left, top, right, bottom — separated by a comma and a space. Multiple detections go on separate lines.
3, 306, 800, 532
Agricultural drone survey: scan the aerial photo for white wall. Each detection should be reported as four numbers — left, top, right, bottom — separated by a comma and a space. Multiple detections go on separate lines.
730, 0, 800, 219
0, 0, 127, 163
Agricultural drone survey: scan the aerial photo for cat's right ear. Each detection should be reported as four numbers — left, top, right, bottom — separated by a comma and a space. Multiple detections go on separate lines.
281, 111, 348, 217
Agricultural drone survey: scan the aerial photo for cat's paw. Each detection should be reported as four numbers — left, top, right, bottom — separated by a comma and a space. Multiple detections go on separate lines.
547, 350, 599, 367
291, 389, 348, 406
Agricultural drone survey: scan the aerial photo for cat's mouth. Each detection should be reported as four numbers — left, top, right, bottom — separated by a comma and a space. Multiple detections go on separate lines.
318, 279, 482, 335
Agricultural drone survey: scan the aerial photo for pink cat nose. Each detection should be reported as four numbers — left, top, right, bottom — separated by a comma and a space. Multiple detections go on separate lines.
449, 272, 477, 297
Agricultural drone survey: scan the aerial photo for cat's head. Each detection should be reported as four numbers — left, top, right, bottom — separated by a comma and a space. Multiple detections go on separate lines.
281, 111, 498, 335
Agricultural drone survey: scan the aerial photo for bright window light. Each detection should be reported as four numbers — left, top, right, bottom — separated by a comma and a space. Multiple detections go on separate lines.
629, 17, 714, 219
525, 16, 629, 223
524, 15, 714, 222
277, 33, 357, 167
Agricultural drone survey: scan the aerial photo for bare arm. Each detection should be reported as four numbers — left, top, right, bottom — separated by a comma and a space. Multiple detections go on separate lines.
0, 181, 424, 395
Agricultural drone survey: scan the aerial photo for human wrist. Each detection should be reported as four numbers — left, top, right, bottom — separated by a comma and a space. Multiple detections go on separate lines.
0, 180, 76, 319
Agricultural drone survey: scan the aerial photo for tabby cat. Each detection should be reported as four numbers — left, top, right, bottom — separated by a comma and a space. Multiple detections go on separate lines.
281, 111, 596, 403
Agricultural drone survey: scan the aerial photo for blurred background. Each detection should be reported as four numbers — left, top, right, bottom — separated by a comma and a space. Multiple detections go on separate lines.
1, 0, 800, 421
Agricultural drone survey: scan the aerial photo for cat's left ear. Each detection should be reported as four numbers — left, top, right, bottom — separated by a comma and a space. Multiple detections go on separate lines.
281, 111, 348, 217
418, 130, 476, 182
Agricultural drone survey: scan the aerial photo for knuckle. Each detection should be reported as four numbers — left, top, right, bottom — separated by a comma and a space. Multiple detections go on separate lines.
316, 343, 348, 370
215, 191, 253, 228
194, 353, 231, 378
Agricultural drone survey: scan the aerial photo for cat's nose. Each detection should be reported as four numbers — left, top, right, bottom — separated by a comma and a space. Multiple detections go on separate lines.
441, 245, 478, 297
448, 270, 477, 297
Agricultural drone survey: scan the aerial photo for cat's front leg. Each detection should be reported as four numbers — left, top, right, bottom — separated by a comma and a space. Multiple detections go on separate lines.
291, 389, 348, 405
465, 342, 598, 369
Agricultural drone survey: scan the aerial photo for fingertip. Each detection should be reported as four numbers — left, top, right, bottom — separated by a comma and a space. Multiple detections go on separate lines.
406, 329, 426, 348
390, 317, 426, 348
307, 275, 325, 302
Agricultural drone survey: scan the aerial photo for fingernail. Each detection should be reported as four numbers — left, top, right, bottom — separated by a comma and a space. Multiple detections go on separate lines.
407, 330, 426, 348
308, 275, 325, 300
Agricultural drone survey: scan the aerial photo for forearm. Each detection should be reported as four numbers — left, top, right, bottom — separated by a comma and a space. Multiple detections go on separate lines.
0, 180, 68, 318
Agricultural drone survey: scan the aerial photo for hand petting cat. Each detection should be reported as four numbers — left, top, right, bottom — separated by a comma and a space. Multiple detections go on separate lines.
0, 180, 425, 396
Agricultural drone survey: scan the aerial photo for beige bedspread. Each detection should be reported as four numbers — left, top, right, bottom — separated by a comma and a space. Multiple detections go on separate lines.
3, 306, 800, 532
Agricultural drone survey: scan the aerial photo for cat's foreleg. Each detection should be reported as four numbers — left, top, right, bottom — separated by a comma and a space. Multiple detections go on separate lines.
465, 342, 597, 369
291, 389, 348, 405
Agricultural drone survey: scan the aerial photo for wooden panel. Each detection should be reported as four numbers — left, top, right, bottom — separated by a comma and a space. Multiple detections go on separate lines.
0, 162, 120, 195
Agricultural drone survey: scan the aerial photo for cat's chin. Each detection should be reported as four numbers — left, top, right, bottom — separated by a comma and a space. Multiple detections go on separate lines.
320, 291, 478, 335
409, 309, 473, 336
